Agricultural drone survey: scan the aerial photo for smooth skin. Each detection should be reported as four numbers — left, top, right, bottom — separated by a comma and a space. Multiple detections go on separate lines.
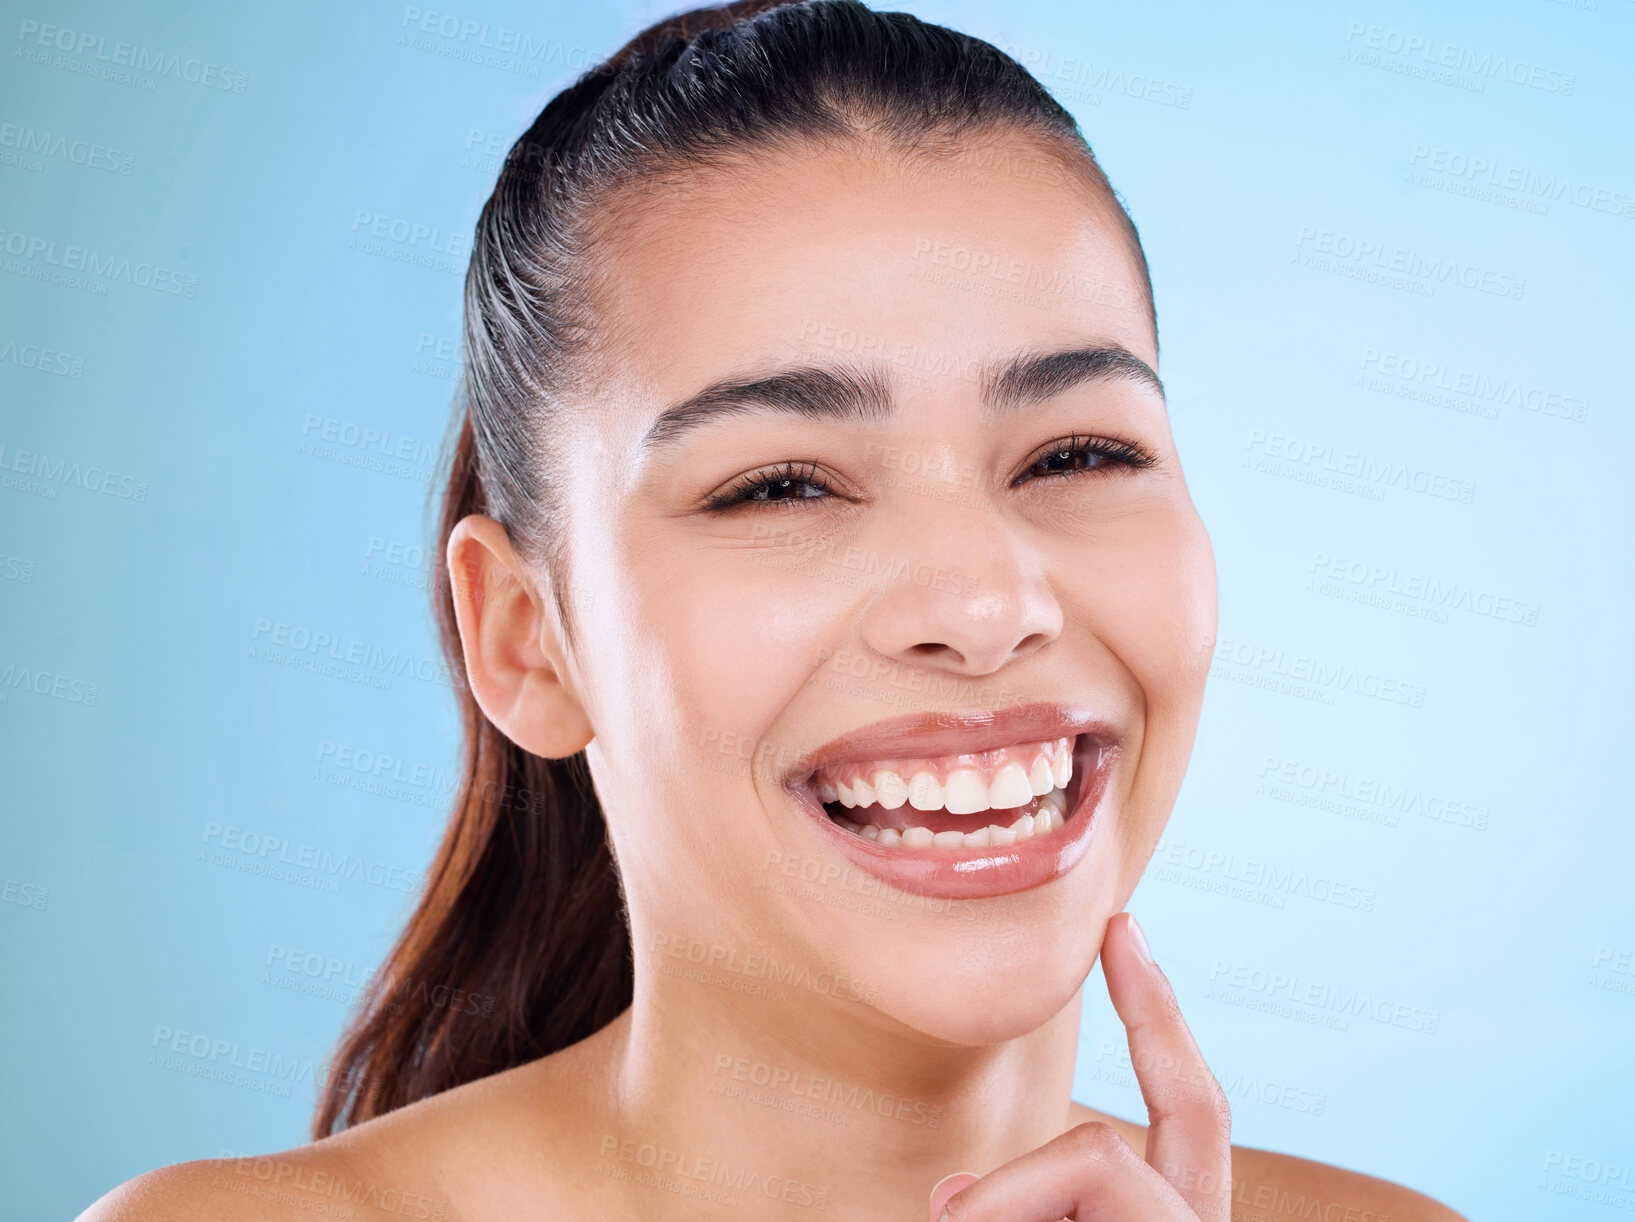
82, 134, 1465, 1221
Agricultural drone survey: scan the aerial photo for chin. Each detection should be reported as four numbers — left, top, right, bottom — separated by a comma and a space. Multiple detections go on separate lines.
884, 955, 1093, 1047
808, 878, 1114, 1046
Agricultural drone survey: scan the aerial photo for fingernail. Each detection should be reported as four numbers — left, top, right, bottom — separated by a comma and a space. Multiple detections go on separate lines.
928, 1171, 980, 1220
1127, 913, 1155, 964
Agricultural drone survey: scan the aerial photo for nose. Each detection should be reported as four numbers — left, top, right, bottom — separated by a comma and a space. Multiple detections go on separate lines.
856, 496, 1064, 679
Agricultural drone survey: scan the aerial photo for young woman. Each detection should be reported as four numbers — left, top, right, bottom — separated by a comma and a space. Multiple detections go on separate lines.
86, 2, 1465, 1218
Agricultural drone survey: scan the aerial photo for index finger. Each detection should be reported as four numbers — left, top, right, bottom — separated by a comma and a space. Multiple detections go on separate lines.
1100, 912, 1233, 1221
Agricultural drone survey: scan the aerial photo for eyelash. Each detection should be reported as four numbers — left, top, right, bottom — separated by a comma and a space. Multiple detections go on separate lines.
1012, 434, 1157, 485
705, 435, 1157, 510
707, 460, 834, 510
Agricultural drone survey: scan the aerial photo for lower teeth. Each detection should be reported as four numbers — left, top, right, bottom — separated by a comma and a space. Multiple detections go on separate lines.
825, 786, 1071, 849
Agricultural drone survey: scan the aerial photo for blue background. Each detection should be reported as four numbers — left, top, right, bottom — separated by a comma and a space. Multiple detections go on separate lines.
2, 1, 1630, 1217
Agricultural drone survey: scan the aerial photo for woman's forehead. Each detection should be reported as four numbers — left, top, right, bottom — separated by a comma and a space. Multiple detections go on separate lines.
584, 141, 1155, 419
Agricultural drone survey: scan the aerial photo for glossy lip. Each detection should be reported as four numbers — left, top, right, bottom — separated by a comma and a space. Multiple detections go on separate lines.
784, 703, 1120, 900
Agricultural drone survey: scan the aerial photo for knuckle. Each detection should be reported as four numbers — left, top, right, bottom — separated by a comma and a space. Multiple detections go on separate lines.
1065, 1120, 1124, 1160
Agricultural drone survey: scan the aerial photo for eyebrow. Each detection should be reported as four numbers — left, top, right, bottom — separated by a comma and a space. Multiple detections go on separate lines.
983, 346, 1166, 412
639, 344, 1164, 452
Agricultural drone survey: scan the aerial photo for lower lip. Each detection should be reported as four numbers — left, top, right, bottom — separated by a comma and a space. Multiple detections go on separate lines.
788, 736, 1114, 900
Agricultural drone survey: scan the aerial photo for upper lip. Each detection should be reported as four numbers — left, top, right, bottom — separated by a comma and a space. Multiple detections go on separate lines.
788, 702, 1118, 788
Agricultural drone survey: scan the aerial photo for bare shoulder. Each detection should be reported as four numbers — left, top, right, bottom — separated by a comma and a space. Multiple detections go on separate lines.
77, 1056, 585, 1222
1227, 1144, 1466, 1222
1067, 1102, 1466, 1222
75, 1146, 387, 1222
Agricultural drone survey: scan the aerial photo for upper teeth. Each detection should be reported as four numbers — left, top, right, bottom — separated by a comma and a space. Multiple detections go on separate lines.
816, 737, 1072, 815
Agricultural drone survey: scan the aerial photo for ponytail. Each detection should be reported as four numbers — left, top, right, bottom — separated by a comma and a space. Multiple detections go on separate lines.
312, 416, 629, 1135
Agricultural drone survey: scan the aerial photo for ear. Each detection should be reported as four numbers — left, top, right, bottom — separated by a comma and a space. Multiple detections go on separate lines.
445, 514, 592, 758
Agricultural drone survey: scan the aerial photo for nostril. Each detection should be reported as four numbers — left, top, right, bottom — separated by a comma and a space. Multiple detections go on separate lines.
1013, 632, 1050, 659
907, 634, 1045, 669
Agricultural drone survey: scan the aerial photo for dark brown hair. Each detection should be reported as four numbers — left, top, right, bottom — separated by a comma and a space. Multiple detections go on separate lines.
315, 0, 1150, 1137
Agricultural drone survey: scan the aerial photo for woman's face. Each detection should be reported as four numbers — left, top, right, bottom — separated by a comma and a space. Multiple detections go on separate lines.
554, 134, 1215, 1046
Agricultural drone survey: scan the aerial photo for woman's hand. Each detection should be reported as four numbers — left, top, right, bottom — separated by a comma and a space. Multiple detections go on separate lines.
927, 913, 1233, 1222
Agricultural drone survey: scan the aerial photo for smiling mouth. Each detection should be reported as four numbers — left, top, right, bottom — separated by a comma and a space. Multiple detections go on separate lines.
811, 734, 1091, 850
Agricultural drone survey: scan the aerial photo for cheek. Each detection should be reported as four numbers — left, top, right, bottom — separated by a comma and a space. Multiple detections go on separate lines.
619, 542, 853, 781
1070, 501, 1216, 709
1076, 502, 1215, 875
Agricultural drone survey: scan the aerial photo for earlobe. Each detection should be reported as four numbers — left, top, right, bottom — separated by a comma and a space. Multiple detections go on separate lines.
445, 515, 593, 759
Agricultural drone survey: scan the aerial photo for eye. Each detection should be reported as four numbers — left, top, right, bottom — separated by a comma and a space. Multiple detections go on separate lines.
706, 460, 838, 510
1012, 434, 1156, 486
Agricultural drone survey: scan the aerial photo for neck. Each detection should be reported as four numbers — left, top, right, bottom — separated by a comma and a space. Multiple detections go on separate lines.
595, 967, 1085, 1220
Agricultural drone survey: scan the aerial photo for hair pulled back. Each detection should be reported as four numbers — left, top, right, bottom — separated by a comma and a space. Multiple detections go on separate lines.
315, 0, 1149, 1137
